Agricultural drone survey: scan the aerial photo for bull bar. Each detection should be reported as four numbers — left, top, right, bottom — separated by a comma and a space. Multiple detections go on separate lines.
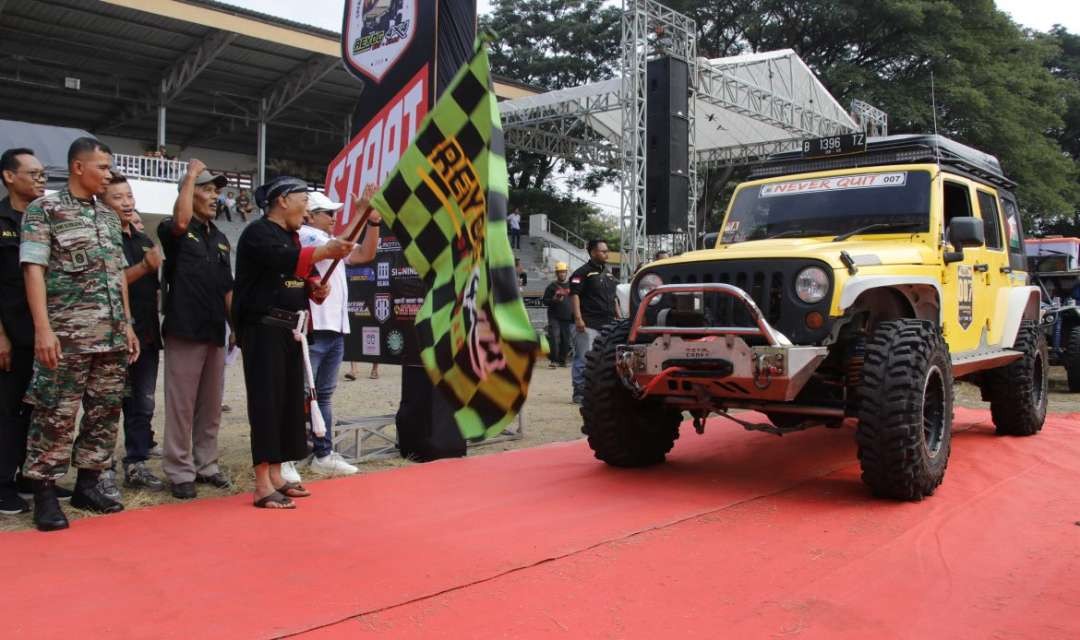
617, 283, 828, 404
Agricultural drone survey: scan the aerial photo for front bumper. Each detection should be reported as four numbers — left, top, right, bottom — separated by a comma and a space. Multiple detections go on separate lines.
618, 283, 827, 403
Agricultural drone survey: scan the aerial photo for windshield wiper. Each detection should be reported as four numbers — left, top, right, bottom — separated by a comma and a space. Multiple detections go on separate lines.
761, 229, 830, 241
832, 222, 922, 242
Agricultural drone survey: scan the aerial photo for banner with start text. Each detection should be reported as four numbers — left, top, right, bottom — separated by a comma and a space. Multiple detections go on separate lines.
329, 0, 475, 364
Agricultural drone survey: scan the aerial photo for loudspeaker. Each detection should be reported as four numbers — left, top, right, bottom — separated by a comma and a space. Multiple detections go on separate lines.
646, 56, 690, 235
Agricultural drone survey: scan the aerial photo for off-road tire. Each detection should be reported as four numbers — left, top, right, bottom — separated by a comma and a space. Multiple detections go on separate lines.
581, 320, 682, 467
986, 321, 1048, 435
1065, 326, 1080, 393
856, 319, 953, 501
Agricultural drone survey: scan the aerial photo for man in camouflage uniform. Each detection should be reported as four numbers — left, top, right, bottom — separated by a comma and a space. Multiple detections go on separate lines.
20, 137, 139, 532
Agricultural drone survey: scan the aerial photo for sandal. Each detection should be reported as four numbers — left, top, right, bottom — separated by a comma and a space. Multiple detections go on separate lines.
253, 491, 294, 509
275, 482, 311, 498
369, 370, 379, 379
344, 373, 357, 381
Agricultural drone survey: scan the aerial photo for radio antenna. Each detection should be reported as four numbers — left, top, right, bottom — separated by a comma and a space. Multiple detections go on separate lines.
930, 70, 941, 168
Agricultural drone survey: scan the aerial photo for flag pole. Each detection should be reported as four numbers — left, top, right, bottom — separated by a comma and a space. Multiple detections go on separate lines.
322, 203, 375, 282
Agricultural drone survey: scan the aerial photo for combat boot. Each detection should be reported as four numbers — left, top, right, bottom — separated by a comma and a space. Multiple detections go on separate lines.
71, 469, 124, 514
32, 480, 69, 532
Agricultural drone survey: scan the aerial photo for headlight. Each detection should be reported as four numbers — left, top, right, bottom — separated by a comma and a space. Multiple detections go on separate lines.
637, 273, 664, 305
794, 267, 829, 304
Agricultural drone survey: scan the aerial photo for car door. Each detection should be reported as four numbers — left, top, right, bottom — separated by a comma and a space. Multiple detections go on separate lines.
941, 177, 989, 353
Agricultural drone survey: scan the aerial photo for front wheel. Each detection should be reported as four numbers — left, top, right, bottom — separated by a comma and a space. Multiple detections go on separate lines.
580, 320, 682, 467
855, 319, 953, 501
987, 321, 1048, 435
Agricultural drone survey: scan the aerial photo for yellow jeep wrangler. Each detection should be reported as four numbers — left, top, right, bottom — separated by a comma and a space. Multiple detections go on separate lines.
582, 134, 1047, 500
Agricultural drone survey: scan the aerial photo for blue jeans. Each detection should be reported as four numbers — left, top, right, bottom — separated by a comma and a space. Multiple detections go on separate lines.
307, 331, 345, 458
571, 327, 600, 400
122, 345, 159, 464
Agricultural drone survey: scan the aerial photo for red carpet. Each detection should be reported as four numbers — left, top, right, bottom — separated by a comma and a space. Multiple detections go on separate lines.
2, 409, 1079, 639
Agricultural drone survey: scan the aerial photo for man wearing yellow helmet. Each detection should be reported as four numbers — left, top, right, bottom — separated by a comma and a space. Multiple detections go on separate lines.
542, 262, 573, 369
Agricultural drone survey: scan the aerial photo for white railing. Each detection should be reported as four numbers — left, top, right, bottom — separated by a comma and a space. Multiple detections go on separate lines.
112, 154, 255, 190
112, 154, 188, 183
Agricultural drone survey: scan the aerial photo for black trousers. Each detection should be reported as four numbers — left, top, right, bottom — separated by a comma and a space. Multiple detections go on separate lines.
122, 345, 159, 464
0, 347, 33, 487
240, 323, 309, 465
547, 318, 573, 365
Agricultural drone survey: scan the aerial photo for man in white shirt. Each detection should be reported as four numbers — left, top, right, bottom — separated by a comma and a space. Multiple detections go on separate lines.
293, 191, 381, 476
507, 208, 522, 249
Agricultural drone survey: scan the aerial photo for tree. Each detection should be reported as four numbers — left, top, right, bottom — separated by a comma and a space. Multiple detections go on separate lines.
482, 0, 621, 193
667, 0, 1080, 230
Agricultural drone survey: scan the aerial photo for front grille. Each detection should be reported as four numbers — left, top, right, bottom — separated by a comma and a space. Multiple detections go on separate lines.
634, 259, 833, 344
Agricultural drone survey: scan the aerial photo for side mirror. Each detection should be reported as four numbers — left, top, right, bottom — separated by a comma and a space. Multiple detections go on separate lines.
948, 217, 984, 248
943, 217, 984, 264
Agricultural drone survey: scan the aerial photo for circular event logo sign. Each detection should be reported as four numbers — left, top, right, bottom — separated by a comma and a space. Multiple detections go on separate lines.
386, 329, 405, 355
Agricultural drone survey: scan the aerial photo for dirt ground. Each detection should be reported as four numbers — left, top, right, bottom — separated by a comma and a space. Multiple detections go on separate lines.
2, 356, 1078, 532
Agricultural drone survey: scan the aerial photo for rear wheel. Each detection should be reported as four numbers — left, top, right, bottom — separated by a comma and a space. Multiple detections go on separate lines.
581, 320, 682, 467
855, 320, 953, 501
986, 321, 1048, 435
1065, 326, 1080, 393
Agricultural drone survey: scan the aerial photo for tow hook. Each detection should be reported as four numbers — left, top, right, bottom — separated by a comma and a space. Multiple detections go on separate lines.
691, 411, 709, 434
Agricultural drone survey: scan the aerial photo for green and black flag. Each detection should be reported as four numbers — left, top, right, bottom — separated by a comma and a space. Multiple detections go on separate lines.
371, 38, 546, 441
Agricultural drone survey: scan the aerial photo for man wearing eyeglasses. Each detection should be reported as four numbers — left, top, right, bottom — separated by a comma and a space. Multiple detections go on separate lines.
0, 148, 50, 515
290, 191, 380, 478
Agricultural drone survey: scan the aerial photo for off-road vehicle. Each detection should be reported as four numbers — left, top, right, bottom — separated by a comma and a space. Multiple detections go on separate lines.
1026, 237, 1080, 391
582, 134, 1047, 500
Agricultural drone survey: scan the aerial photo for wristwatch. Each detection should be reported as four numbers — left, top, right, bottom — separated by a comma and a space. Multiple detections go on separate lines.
367, 219, 381, 227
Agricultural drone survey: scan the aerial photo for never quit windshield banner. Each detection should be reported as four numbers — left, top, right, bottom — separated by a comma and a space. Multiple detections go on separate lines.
328, 0, 476, 365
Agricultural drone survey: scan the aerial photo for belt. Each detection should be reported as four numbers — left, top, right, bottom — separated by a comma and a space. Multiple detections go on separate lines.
257, 308, 301, 330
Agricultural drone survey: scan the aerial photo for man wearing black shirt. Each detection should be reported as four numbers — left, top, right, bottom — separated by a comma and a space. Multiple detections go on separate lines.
102, 172, 165, 494
569, 239, 617, 404
233, 176, 354, 509
0, 148, 47, 514
157, 159, 233, 499
542, 262, 573, 368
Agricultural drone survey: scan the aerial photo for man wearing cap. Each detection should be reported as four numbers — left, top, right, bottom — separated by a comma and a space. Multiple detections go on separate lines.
233, 176, 356, 508
542, 262, 573, 369
157, 159, 234, 499
293, 191, 380, 477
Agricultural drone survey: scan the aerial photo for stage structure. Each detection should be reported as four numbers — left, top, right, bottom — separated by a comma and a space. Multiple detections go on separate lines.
499, 0, 883, 275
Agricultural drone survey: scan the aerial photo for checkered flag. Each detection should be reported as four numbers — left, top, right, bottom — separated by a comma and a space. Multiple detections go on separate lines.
371, 38, 546, 441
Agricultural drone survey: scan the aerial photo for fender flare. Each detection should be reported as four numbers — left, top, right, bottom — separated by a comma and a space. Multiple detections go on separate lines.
838, 276, 943, 322
998, 286, 1042, 349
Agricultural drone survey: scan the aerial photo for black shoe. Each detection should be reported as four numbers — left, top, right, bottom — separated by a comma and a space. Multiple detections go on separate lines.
32, 481, 69, 531
70, 484, 124, 514
195, 472, 231, 489
170, 481, 197, 500
0, 486, 29, 515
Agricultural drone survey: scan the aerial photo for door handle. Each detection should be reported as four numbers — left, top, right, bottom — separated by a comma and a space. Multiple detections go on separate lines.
973, 263, 989, 273
1000, 266, 1012, 274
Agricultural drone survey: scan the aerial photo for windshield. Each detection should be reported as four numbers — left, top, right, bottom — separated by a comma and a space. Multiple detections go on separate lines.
720, 170, 933, 244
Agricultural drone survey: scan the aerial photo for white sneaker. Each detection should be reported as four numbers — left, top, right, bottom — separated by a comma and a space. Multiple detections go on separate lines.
310, 452, 359, 476
279, 461, 302, 484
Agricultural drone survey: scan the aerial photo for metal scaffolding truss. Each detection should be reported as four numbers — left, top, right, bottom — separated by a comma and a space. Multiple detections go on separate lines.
850, 99, 889, 137
499, 0, 875, 277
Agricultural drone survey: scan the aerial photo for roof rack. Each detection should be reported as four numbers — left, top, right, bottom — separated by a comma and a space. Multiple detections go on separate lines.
749, 134, 1016, 190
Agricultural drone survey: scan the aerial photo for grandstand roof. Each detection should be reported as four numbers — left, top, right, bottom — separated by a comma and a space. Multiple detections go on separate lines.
0, 0, 534, 169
